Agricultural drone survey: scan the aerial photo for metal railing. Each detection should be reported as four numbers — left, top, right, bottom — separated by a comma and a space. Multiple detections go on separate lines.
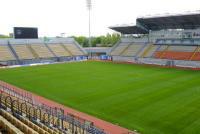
0, 81, 106, 134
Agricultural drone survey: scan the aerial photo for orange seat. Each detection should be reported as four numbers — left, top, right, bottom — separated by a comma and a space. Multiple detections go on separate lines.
154, 51, 193, 60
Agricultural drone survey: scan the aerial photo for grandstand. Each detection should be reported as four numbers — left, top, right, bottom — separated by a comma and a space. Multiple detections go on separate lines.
1, 13, 200, 68
1, 11, 200, 134
30, 44, 54, 58
0, 45, 16, 61
47, 44, 71, 57
12, 44, 35, 60
63, 44, 84, 56
0, 13, 200, 134
109, 12, 200, 68
0, 38, 87, 66
0, 80, 106, 134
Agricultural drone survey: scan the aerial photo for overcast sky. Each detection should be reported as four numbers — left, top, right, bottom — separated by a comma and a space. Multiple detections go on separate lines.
0, 0, 200, 37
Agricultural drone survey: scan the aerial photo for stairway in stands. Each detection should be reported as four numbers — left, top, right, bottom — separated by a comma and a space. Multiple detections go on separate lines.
140, 44, 154, 58
135, 43, 147, 57
160, 45, 170, 59
190, 46, 200, 60
44, 43, 57, 58
60, 44, 73, 56
152, 45, 162, 57
119, 44, 131, 55
27, 45, 39, 59
7, 42, 20, 64
73, 42, 87, 55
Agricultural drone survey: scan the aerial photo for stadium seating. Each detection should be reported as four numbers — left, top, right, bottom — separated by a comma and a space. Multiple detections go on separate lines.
47, 44, 71, 57
63, 44, 85, 56
121, 44, 144, 56
0, 92, 69, 134
0, 85, 106, 134
30, 44, 54, 58
138, 44, 160, 58
0, 115, 23, 134
189, 47, 200, 60
110, 43, 130, 56
154, 51, 192, 60
110, 38, 200, 63
0, 109, 38, 134
153, 45, 199, 60
0, 38, 87, 65
12, 45, 35, 60
0, 45, 15, 61
168, 45, 196, 52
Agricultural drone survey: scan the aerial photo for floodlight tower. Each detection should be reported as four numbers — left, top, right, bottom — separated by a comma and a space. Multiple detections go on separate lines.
86, 0, 92, 58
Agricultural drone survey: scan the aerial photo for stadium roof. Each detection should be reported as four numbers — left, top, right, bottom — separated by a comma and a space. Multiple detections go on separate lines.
110, 12, 200, 34
109, 25, 148, 34
137, 13, 200, 30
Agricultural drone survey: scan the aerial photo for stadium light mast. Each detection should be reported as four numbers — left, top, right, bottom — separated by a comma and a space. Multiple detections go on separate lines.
86, 0, 92, 58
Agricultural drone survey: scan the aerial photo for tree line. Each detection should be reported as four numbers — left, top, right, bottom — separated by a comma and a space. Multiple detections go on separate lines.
73, 33, 121, 47
0, 34, 10, 38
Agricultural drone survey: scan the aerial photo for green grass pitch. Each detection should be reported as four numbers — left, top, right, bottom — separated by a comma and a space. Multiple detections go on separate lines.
0, 61, 200, 134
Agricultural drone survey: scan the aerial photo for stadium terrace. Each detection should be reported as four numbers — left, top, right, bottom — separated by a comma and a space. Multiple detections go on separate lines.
109, 13, 200, 67
1, 12, 200, 134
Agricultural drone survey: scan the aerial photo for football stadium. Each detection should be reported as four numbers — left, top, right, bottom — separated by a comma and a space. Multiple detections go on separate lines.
1, 4, 200, 134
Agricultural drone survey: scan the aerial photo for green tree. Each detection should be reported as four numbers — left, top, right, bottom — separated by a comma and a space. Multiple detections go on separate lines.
73, 33, 120, 47
0, 34, 10, 38
74, 36, 89, 47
